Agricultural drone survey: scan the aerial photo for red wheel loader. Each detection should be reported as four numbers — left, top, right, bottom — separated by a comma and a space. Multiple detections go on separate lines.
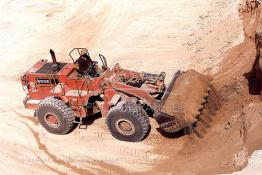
20, 48, 220, 142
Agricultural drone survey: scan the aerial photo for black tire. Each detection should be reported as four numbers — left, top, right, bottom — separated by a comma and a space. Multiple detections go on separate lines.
106, 102, 150, 142
36, 97, 75, 135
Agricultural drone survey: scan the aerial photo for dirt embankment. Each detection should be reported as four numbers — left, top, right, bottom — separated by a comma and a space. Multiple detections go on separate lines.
153, 1, 262, 175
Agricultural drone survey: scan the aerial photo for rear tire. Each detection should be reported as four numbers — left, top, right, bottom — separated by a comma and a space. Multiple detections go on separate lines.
36, 97, 75, 135
106, 102, 150, 142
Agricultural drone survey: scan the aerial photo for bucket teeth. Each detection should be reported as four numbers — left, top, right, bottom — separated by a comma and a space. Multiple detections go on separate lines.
198, 105, 204, 110
201, 99, 207, 104
158, 70, 221, 134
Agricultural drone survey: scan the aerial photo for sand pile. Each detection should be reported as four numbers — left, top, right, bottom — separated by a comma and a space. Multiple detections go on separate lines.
151, 1, 262, 174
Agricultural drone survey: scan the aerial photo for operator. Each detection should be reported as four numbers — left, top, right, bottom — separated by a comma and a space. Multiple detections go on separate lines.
75, 49, 98, 77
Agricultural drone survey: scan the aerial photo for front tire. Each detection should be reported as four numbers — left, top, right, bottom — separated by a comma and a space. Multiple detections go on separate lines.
36, 97, 75, 135
106, 102, 150, 142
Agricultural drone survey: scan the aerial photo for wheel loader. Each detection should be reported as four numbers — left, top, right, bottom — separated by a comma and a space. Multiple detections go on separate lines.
20, 48, 220, 142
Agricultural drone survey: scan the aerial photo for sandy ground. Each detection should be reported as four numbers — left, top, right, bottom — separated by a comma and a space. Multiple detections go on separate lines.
1, 0, 261, 174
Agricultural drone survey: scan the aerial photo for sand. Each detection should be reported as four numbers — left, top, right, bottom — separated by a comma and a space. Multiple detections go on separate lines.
0, 0, 261, 174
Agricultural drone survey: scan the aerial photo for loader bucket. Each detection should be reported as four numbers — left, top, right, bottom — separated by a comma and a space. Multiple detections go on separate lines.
155, 70, 220, 133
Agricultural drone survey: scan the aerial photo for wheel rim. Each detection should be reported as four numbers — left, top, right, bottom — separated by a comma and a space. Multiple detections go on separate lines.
44, 113, 60, 128
115, 119, 135, 136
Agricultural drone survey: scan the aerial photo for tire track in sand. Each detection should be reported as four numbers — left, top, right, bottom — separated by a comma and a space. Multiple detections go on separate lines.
13, 111, 39, 126
13, 109, 130, 175
20, 121, 94, 175
6, 107, 93, 174
31, 151, 67, 175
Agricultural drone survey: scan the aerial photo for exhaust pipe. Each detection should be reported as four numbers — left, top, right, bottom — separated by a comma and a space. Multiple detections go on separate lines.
50, 49, 57, 64
50, 49, 59, 71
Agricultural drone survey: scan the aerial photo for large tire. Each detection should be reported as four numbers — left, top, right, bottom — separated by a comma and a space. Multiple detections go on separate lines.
106, 102, 150, 142
36, 97, 75, 135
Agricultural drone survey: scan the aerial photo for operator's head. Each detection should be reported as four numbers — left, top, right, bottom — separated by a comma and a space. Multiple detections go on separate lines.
80, 49, 88, 56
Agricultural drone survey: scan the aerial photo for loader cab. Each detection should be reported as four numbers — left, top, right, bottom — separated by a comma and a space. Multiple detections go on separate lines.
69, 48, 108, 78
